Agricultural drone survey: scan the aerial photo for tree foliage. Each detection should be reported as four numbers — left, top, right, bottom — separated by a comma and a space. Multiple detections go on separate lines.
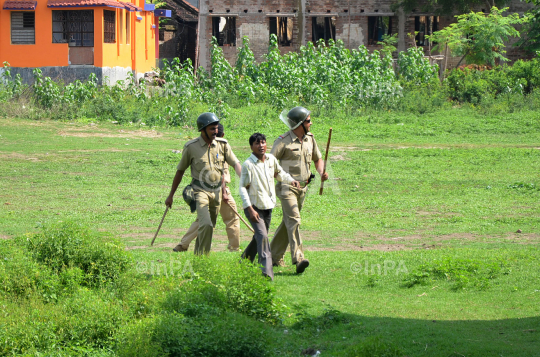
517, 0, 540, 53
395, 0, 511, 14
429, 7, 524, 66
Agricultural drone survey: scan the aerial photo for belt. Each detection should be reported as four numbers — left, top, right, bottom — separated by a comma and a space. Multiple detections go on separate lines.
191, 179, 222, 190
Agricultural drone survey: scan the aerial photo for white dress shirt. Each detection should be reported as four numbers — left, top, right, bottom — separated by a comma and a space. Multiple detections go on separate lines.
239, 153, 295, 210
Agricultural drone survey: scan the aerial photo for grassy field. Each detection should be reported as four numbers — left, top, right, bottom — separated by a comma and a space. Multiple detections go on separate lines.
1, 106, 539, 356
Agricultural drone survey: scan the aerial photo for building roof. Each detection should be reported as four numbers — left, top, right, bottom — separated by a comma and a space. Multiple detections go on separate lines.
47, 0, 141, 11
3, 1, 38, 10
163, 0, 198, 22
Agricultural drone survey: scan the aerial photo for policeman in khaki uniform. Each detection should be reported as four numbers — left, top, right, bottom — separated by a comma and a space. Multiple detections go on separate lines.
165, 113, 241, 255
270, 107, 329, 273
173, 123, 241, 252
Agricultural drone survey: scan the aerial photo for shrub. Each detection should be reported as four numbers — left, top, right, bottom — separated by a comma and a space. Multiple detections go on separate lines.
22, 221, 132, 287
162, 255, 284, 323
154, 311, 269, 357
0, 240, 61, 301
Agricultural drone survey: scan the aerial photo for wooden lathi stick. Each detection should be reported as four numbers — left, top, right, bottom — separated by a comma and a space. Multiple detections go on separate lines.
319, 128, 333, 195
151, 207, 169, 246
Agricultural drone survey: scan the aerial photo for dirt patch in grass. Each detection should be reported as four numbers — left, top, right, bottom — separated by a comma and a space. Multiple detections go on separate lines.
58, 129, 162, 138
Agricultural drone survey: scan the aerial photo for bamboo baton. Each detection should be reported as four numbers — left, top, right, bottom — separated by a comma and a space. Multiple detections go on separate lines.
319, 128, 333, 195
150, 207, 169, 246
225, 200, 255, 233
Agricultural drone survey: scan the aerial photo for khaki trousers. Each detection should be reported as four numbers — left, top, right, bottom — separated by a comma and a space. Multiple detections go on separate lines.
193, 185, 221, 255
270, 183, 306, 265
179, 188, 240, 252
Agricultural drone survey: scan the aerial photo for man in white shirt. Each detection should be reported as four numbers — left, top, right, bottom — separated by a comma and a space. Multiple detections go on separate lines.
239, 133, 299, 280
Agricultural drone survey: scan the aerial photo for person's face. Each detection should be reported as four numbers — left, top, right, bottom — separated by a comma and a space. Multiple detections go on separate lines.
303, 115, 312, 132
251, 139, 267, 156
204, 123, 219, 140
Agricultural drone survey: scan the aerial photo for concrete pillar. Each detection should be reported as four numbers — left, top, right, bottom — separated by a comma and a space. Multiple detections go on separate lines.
298, 0, 306, 46
397, 6, 406, 53
198, 2, 208, 69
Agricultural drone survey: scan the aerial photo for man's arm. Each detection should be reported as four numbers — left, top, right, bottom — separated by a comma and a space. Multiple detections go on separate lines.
165, 170, 185, 208
314, 159, 329, 182
222, 176, 229, 203
233, 162, 242, 177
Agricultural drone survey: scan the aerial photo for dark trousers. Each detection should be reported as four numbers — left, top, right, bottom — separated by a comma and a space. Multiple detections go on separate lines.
241, 206, 274, 280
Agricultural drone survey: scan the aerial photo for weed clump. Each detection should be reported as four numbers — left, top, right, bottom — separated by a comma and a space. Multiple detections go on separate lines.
402, 256, 509, 290
339, 336, 404, 357
21, 221, 132, 287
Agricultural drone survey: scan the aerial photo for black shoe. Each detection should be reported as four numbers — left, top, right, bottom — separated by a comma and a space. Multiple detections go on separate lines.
295, 259, 310, 274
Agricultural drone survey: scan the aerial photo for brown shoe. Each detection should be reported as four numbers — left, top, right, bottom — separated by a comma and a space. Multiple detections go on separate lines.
295, 259, 309, 274
173, 244, 188, 252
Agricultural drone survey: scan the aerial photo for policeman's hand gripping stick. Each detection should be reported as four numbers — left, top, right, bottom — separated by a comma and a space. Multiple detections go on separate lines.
319, 128, 333, 195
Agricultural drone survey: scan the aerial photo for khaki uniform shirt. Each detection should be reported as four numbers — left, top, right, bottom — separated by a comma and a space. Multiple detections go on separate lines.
177, 136, 239, 187
270, 131, 322, 182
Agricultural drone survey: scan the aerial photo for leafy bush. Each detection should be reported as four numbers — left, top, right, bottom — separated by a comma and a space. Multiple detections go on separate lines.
397, 47, 439, 84
0, 241, 61, 301
162, 255, 283, 324
22, 221, 132, 287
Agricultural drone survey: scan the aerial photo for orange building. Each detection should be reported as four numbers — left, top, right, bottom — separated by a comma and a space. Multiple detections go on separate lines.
0, 0, 171, 84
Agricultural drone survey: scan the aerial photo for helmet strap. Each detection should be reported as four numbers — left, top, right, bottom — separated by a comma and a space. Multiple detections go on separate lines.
301, 122, 308, 136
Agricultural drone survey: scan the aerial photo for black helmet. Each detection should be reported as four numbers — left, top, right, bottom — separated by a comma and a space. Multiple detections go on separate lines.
286, 106, 310, 130
197, 112, 220, 131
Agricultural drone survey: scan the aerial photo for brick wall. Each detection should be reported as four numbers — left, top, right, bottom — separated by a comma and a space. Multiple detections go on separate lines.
199, 0, 534, 69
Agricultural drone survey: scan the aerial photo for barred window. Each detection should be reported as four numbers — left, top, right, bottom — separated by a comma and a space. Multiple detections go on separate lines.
11, 12, 35, 44
104, 10, 116, 43
52, 10, 94, 47
368, 16, 392, 45
269, 17, 293, 46
212, 17, 236, 46
312, 17, 335, 44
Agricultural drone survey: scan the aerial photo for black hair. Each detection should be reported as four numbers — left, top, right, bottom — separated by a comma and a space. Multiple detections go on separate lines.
249, 133, 266, 146
217, 123, 224, 137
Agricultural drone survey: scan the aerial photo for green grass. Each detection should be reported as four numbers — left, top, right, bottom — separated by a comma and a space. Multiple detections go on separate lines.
1, 105, 539, 356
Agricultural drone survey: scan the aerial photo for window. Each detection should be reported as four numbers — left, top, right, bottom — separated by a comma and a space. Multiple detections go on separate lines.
126, 12, 130, 44
119, 10, 123, 43
52, 10, 94, 47
104, 10, 116, 43
11, 12, 35, 44
368, 17, 392, 45
312, 17, 335, 44
415, 16, 438, 46
269, 17, 293, 46
212, 17, 236, 46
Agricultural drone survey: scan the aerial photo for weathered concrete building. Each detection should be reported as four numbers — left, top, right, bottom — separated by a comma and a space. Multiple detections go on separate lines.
197, 0, 533, 70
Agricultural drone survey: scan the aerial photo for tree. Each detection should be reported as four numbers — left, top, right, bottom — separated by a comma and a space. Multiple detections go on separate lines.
429, 7, 524, 67
394, 0, 511, 15
516, 0, 540, 53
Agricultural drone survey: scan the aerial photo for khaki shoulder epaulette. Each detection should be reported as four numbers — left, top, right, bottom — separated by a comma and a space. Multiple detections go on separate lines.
215, 137, 228, 143
277, 131, 291, 140
183, 138, 199, 148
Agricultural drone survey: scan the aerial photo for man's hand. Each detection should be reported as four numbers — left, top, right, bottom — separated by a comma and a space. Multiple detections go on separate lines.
165, 195, 173, 208
247, 206, 260, 222
321, 172, 329, 182
222, 191, 230, 203
291, 180, 300, 188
